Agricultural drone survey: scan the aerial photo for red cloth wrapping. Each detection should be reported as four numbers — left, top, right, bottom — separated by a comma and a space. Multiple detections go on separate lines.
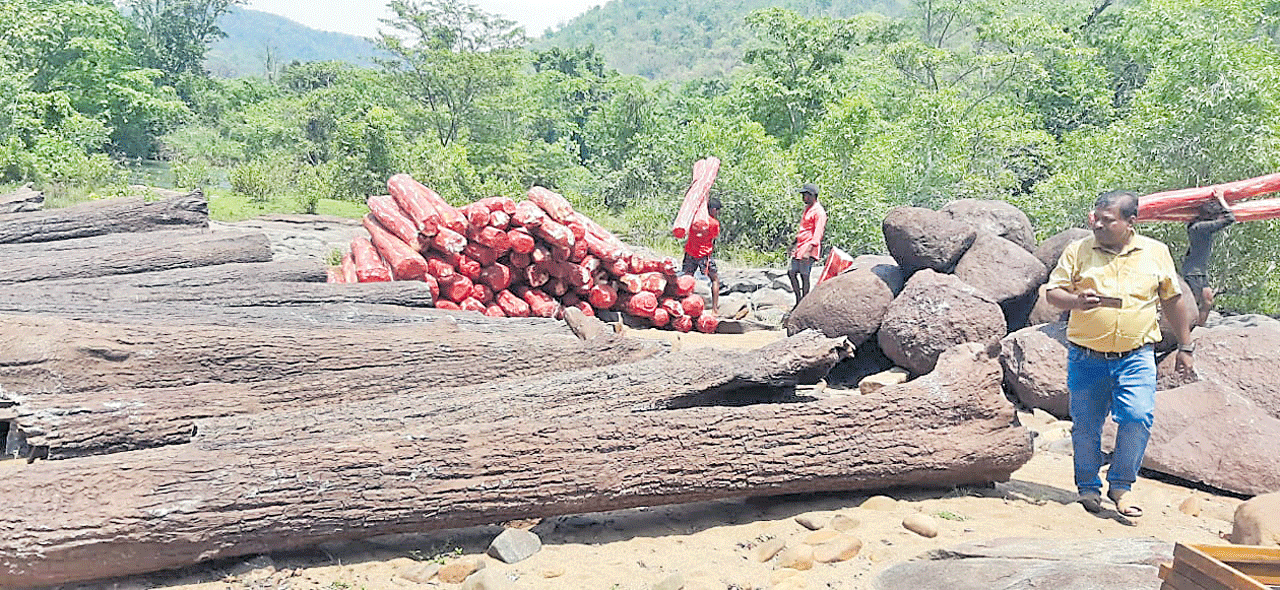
527, 186, 575, 223
351, 235, 393, 283
367, 194, 424, 251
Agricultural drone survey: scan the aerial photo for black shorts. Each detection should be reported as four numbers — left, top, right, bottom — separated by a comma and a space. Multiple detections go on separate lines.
789, 257, 814, 274
1184, 274, 1209, 307
683, 253, 717, 277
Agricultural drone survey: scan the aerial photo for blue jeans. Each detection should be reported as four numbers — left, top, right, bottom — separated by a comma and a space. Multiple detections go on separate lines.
1066, 344, 1156, 497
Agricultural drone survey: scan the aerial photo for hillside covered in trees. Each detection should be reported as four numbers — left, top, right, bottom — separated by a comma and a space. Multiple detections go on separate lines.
3, 0, 1280, 315
206, 7, 381, 78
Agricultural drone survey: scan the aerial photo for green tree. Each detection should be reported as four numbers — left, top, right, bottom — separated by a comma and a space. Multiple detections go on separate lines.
126, 0, 247, 79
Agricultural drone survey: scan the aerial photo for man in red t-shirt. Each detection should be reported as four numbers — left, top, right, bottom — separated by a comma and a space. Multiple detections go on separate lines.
788, 183, 827, 307
682, 197, 722, 313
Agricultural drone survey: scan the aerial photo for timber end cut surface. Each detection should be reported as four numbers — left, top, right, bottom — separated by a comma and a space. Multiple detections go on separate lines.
1159, 543, 1280, 590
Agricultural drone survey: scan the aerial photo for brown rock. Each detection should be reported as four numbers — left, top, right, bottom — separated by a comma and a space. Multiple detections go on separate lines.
903, 513, 939, 538
438, 557, 485, 584
882, 206, 977, 275
794, 514, 829, 531
851, 255, 906, 294
1156, 321, 1280, 419
1032, 227, 1091, 270
860, 495, 899, 511
1025, 284, 1069, 327
877, 270, 1007, 375
940, 199, 1037, 252
754, 537, 787, 563
784, 265, 897, 346
830, 514, 860, 531
999, 321, 1070, 418
813, 536, 863, 563
397, 562, 441, 584
858, 367, 910, 395
776, 545, 815, 571
952, 232, 1047, 304
462, 569, 508, 590
1232, 492, 1280, 546
803, 530, 840, 545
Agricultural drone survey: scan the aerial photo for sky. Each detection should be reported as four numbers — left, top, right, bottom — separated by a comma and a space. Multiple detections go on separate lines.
245, 0, 608, 39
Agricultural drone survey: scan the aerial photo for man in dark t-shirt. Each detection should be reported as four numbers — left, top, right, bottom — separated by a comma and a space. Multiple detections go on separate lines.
1184, 189, 1235, 326
682, 198, 721, 313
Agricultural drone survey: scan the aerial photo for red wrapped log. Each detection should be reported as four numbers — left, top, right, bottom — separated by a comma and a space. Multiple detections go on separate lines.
640, 272, 667, 294
363, 215, 432, 280
546, 277, 568, 297
671, 156, 721, 239
386, 174, 441, 237
496, 289, 530, 317
340, 252, 358, 283
618, 273, 644, 294
681, 294, 706, 318
608, 257, 630, 278
459, 297, 486, 313
431, 226, 467, 254
523, 265, 550, 288
522, 288, 560, 318
551, 244, 571, 263
531, 244, 551, 267
651, 308, 670, 328
350, 236, 392, 283
508, 227, 536, 254
816, 246, 855, 285
325, 266, 343, 283
623, 291, 658, 318
459, 203, 491, 228
422, 274, 440, 301
581, 256, 602, 275
671, 275, 696, 297
438, 274, 474, 303
435, 300, 460, 311
512, 201, 548, 228
408, 176, 468, 234
472, 225, 511, 252
570, 301, 595, 317
455, 254, 483, 281
483, 305, 506, 317
672, 314, 693, 333
367, 195, 425, 251
537, 218, 575, 249
463, 242, 499, 267
509, 251, 532, 269
471, 283, 494, 303
489, 210, 510, 229
588, 284, 618, 309
478, 263, 513, 292
696, 312, 719, 334
527, 186, 575, 223
1141, 196, 1280, 223
660, 297, 684, 318
474, 196, 517, 215
569, 237, 589, 263
565, 218, 587, 241
1138, 172, 1280, 220
563, 263, 591, 288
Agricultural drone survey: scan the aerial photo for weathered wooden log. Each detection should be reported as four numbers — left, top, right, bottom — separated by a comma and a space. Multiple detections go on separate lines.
0, 314, 665, 397
0, 184, 43, 214
0, 229, 273, 284
6, 260, 326, 289
5, 331, 837, 459
0, 343, 1029, 587
0, 279, 436, 314
0, 191, 207, 244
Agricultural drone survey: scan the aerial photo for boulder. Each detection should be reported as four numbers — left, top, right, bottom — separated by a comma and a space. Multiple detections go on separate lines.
1232, 492, 1280, 546
1026, 284, 1068, 327
940, 199, 1037, 252
1156, 322, 1280, 418
877, 270, 1007, 375
1130, 382, 1280, 496
999, 322, 1070, 418
784, 265, 897, 346
1033, 228, 1091, 271
882, 206, 977, 275
953, 233, 1047, 304
1, 184, 44, 214
851, 254, 905, 295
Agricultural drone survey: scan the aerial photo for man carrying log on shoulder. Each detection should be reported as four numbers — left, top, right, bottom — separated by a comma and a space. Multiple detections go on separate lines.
1183, 188, 1235, 326
683, 197, 722, 313
788, 183, 826, 308
1044, 190, 1194, 519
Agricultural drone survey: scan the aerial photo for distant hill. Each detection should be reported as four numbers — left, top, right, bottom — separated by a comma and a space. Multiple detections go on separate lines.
537, 0, 907, 80
206, 7, 381, 78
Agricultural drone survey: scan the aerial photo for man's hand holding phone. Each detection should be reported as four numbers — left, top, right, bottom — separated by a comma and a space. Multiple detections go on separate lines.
1076, 289, 1122, 310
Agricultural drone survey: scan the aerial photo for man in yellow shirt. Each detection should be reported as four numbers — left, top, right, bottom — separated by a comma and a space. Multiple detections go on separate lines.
1045, 190, 1194, 518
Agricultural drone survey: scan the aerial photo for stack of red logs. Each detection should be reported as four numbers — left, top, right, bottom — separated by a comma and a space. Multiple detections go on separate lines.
327, 174, 720, 333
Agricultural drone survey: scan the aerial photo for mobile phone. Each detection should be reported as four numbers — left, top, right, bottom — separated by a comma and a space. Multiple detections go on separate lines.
1096, 295, 1123, 308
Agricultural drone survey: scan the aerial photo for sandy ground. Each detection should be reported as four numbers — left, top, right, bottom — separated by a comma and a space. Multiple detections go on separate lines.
50, 329, 1242, 590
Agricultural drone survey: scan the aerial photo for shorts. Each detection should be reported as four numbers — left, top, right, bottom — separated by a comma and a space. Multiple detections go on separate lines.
683, 253, 717, 277
1184, 274, 1209, 308
789, 257, 814, 274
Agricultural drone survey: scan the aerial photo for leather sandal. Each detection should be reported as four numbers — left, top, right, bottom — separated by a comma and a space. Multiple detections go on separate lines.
1109, 490, 1143, 517
1079, 494, 1104, 514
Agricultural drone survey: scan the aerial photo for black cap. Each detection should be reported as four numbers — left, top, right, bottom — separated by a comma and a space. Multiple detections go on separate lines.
798, 183, 819, 196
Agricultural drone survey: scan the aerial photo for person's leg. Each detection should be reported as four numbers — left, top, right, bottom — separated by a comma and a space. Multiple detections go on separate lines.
798, 259, 812, 300
682, 253, 698, 277
1106, 346, 1157, 496
1067, 346, 1113, 499
706, 259, 719, 314
1198, 286, 1213, 326
787, 258, 802, 306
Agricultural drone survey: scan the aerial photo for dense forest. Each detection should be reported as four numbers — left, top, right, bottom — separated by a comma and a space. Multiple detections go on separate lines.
2, 0, 1279, 314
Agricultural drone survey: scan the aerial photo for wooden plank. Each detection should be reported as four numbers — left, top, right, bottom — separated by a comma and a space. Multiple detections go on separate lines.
1195, 545, 1280, 586
1163, 565, 1216, 590
1175, 543, 1270, 590
1174, 560, 1236, 590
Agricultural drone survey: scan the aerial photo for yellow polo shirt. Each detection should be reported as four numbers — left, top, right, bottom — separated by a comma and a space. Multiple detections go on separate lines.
1046, 233, 1182, 353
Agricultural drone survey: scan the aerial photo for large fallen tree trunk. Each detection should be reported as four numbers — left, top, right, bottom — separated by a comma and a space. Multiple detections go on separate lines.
9, 260, 326, 289
0, 343, 1030, 587
5, 332, 836, 459
0, 191, 207, 244
0, 229, 273, 284
0, 279, 436, 314
0, 184, 43, 214
0, 314, 663, 397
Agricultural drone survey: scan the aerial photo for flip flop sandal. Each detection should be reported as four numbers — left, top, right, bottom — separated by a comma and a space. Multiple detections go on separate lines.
1109, 491, 1143, 517
1079, 495, 1104, 514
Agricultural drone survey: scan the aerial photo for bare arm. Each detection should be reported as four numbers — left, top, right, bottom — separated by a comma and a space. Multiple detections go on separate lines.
1161, 293, 1195, 374
1045, 286, 1101, 311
